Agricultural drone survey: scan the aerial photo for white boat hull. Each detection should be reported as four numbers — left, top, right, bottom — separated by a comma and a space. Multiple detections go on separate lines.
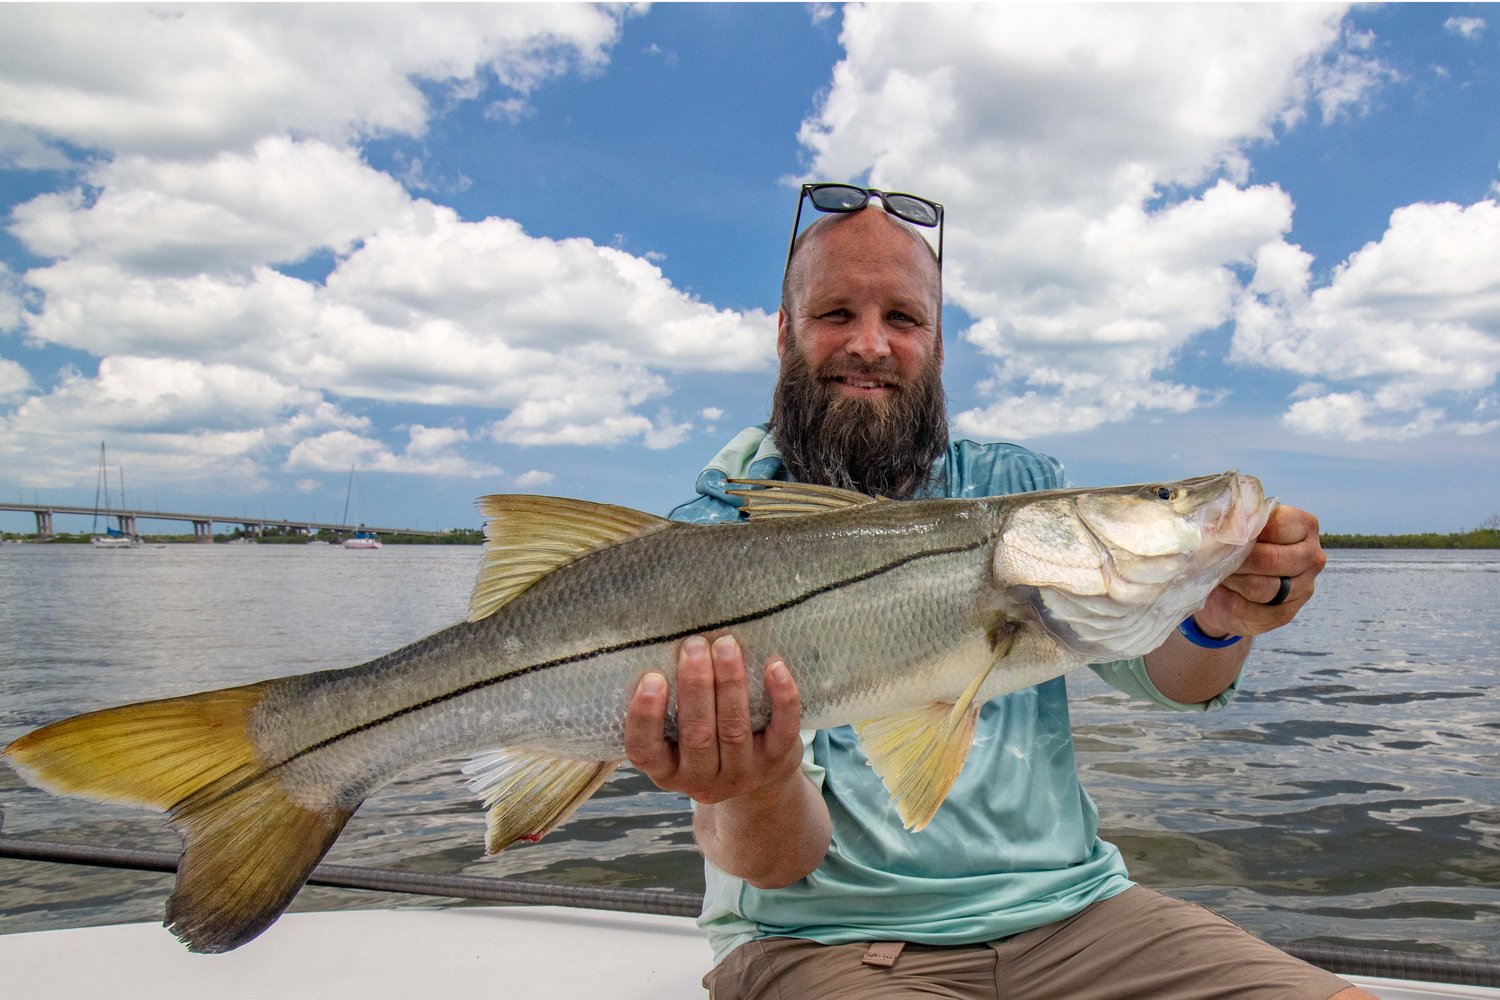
0, 907, 1491, 1000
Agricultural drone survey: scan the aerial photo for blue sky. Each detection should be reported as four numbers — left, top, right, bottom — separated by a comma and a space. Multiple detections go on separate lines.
1, 3, 1496, 536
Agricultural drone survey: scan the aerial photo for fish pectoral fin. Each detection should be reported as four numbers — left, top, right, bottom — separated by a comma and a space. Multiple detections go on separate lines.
463, 748, 622, 853
725, 478, 883, 519
469, 495, 670, 622
853, 702, 981, 832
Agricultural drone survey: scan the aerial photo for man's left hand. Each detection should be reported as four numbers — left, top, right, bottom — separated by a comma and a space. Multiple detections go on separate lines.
1193, 504, 1327, 639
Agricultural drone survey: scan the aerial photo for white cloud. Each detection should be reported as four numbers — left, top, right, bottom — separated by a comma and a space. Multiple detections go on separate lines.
1, 5, 776, 488
0, 356, 358, 490
798, 4, 1392, 438
285, 425, 498, 477
9, 138, 413, 274
0, 5, 633, 158
1234, 200, 1500, 440
1444, 16, 1486, 41
513, 469, 556, 488
0, 358, 33, 401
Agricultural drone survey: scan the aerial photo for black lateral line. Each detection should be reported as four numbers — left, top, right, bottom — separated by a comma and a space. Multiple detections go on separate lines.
264, 538, 986, 773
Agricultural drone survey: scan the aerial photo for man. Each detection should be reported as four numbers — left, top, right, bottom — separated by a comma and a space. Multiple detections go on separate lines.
624, 187, 1368, 1000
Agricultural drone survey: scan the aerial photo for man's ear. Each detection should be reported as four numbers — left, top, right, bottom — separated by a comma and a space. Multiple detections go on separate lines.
776, 307, 790, 359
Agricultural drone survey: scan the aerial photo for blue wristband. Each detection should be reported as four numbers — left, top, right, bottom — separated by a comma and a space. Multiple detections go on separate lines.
1178, 616, 1242, 648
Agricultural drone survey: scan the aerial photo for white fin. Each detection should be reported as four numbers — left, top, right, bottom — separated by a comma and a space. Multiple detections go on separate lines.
468, 495, 668, 622
725, 478, 883, 519
463, 747, 622, 853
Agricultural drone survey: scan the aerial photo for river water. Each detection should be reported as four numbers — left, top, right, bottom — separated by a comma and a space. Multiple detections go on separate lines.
0, 543, 1495, 959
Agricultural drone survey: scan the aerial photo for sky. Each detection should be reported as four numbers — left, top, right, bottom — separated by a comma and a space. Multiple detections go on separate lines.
1, 3, 1497, 537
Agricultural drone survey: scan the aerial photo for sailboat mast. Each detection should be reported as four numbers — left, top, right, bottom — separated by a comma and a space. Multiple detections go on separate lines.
92, 442, 105, 533
341, 464, 355, 528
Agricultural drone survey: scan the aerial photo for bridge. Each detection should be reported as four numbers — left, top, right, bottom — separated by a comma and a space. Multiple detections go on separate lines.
0, 502, 446, 542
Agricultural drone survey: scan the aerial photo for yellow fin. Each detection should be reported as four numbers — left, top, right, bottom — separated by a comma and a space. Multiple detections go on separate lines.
726, 478, 882, 519
854, 702, 981, 831
3, 684, 356, 953
468, 495, 669, 622
853, 628, 1017, 830
168, 773, 354, 953
4, 684, 269, 808
463, 747, 622, 853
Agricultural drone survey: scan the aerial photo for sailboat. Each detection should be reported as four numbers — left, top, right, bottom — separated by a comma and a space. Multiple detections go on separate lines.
339, 465, 382, 550
89, 443, 138, 549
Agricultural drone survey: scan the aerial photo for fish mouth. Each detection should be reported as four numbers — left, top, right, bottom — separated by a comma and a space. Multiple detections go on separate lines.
1200, 473, 1275, 548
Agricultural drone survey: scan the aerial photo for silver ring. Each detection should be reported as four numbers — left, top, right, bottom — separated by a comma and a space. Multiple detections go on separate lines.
1264, 576, 1292, 607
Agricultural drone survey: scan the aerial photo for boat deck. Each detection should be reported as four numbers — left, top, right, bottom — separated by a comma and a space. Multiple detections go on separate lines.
2, 905, 1496, 1000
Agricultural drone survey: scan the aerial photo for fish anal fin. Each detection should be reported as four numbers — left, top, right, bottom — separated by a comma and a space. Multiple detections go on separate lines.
168, 776, 355, 953
468, 495, 669, 622
854, 702, 981, 832
726, 478, 883, 519
463, 748, 622, 853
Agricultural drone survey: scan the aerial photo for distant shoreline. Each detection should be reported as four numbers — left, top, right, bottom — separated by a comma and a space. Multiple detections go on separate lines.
6, 529, 1499, 549
0, 530, 485, 546
1321, 529, 1500, 549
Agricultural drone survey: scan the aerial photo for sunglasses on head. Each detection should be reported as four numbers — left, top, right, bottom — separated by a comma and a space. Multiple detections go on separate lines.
785, 183, 945, 277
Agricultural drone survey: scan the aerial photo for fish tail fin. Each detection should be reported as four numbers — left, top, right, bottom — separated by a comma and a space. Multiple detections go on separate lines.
4, 684, 354, 953
167, 770, 354, 953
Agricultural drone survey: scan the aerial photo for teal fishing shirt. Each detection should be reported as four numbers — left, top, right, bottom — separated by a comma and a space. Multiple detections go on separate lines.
670, 426, 1242, 964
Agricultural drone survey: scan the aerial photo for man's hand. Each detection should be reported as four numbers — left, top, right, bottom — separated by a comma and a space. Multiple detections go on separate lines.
623, 634, 830, 887
624, 634, 804, 804
1146, 504, 1326, 704
1194, 504, 1327, 639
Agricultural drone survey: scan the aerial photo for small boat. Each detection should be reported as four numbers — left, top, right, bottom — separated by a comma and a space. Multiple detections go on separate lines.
339, 465, 382, 549
88, 443, 139, 548
341, 530, 383, 550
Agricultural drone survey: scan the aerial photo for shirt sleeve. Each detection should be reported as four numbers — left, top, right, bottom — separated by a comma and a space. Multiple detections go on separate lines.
1089, 656, 1242, 712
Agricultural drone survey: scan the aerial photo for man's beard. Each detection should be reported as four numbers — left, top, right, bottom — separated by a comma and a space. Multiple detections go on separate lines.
769, 339, 948, 500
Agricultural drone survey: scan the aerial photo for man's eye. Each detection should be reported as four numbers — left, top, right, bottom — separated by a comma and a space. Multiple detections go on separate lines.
888, 311, 917, 325
820, 309, 852, 322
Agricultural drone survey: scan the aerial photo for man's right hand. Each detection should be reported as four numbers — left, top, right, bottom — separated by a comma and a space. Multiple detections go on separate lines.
624, 634, 831, 887
623, 634, 805, 804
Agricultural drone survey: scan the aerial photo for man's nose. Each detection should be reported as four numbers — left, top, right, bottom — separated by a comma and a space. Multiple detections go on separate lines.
844, 314, 892, 361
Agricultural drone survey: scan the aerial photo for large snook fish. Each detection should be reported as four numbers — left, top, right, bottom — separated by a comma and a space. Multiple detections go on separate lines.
5, 471, 1273, 953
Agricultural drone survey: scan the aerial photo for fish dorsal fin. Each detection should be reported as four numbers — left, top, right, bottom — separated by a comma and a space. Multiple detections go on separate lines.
726, 478, 883, 519
468, 495, 668, 622
462, 747, 622, 853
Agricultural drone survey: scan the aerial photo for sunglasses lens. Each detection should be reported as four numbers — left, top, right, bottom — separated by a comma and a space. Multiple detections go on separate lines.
883, 194, 940, 227
808, 185, 869, 212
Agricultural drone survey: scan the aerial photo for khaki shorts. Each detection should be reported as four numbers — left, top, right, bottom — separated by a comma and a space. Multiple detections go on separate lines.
703, 886, 1353, 1000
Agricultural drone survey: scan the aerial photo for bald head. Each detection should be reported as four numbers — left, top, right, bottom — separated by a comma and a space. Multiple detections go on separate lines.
781, 206, 941, 325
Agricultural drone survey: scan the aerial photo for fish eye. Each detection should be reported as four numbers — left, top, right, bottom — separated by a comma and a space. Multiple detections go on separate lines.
1153, 486, 1175, 501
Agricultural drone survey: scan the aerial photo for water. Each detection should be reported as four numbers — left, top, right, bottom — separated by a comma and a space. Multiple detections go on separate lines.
0, 544, 1495, 959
